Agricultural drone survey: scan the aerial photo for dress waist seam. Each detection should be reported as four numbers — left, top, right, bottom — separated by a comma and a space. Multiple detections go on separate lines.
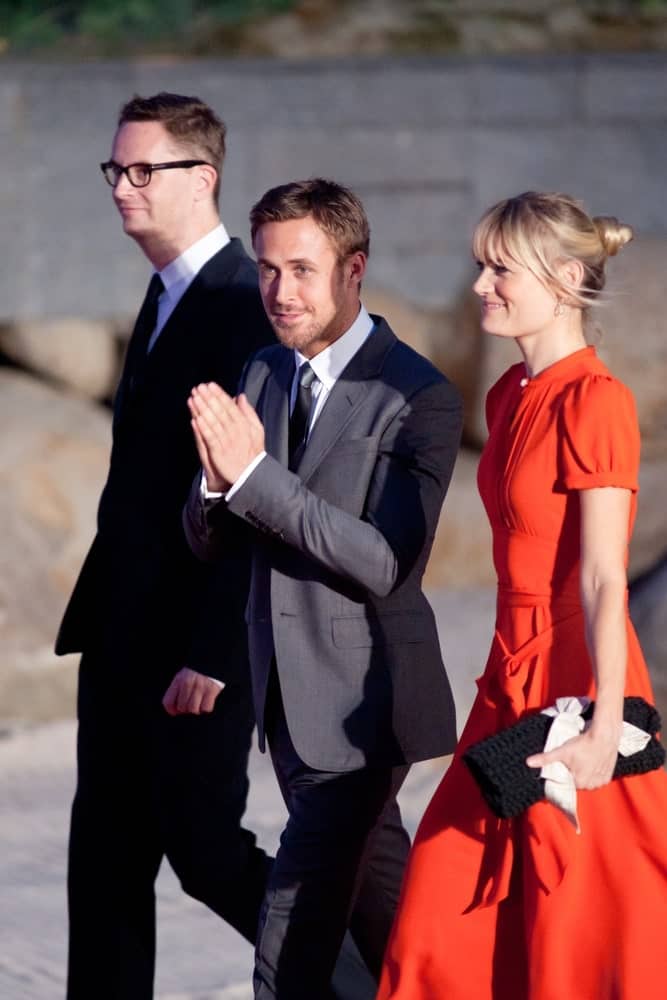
497, 587, 581, 609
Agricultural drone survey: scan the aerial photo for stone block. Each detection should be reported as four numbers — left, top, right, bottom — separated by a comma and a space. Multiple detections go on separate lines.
470, 59, 579, 122
0, 317, 118, 401
253, 126, 472, 192
583, 54, 667, 121
0, 370, 110, 720
425, 448, 495, 589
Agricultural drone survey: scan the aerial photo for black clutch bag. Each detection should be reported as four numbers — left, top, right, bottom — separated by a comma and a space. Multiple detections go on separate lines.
463, 696, 666, 820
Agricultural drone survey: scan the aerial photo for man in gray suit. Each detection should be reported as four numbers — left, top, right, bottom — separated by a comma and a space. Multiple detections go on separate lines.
185, 178, 462, 999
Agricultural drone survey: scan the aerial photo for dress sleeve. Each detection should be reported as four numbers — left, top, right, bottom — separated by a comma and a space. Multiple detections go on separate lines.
558, 375, 640, 492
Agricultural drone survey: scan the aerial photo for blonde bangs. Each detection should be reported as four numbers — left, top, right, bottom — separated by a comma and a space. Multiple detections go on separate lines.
473, 204, 557, 282
473, 194, 606, 309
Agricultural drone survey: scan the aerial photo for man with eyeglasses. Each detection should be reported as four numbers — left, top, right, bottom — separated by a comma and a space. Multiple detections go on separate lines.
55, 92, 276, 998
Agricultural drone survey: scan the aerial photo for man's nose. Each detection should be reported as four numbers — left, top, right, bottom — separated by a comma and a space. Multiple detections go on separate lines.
112, 170, 133, 197
273, 271, 296, 304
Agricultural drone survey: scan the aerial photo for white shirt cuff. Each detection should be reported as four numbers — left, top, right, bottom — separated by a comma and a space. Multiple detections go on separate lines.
200, 471, 224, 503
224, 452, 267, 502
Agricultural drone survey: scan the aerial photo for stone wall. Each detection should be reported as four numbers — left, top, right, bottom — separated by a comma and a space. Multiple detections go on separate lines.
1, 53, 665, 319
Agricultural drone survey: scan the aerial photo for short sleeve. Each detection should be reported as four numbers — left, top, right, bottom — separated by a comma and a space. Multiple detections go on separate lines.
558, 375, 640, 492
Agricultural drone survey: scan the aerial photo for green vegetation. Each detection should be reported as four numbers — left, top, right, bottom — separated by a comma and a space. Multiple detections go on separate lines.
1, 1, 666, 58
0, 0, 296, 56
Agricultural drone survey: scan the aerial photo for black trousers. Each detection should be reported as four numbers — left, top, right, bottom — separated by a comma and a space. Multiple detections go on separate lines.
254, 676, 411, 1000
67, 649, 272, 1000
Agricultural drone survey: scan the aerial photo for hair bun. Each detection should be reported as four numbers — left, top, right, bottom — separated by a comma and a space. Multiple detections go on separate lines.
593, 216, 634, 257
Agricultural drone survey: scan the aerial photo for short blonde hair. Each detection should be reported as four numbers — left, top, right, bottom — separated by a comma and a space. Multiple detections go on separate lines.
250, 178, 370, 261
472, 191, 633, 309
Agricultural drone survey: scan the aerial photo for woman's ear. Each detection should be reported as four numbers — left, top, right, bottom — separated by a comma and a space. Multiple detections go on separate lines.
558, 257, 585, 293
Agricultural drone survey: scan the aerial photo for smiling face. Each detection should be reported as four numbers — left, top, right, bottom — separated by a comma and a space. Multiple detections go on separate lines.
472, 253, 560, 342
109, 119, 217, 267
253, 214, 366, 358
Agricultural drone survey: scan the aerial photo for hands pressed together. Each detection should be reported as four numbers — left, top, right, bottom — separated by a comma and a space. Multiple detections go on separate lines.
188, 383, 265, 493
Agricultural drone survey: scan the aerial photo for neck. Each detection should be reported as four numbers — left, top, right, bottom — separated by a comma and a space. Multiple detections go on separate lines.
139, 212, 221, 271
517, 322, 587, 378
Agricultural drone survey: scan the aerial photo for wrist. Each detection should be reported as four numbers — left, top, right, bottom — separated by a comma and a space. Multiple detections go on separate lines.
588, 711, 622, 745
206, 471, 232, 493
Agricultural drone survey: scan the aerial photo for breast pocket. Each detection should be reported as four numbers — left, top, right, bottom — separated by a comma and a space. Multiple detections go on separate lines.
307, 436, 380, 511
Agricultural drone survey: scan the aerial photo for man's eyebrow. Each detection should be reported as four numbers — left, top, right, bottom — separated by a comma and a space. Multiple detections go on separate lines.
258, 256, 317, 267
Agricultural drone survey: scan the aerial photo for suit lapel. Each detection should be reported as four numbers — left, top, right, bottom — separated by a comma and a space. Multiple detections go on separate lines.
113, 239, 249, 431
140, 239, 244, 372
295, 319, 396, 481
261, 348, 293, 466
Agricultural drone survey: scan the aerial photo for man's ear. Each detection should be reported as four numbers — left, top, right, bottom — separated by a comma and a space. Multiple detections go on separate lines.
193, 163, 218, 202
346, 251, 367, 288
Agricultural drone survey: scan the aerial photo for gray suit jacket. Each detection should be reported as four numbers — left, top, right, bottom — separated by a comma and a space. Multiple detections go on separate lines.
185, 316, 463, 771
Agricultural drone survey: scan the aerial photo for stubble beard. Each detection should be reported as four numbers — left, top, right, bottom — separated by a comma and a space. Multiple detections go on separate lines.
272, 313, 323, 354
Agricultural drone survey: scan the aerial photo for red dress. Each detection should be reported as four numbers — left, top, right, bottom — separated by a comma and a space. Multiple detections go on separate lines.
378, 347, 667, 999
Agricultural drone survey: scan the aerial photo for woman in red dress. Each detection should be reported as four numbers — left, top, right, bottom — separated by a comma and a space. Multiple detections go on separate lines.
377, 191, 667, 999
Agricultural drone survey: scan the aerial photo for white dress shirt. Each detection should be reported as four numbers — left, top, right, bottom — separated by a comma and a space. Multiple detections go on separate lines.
147, 222, 230, 351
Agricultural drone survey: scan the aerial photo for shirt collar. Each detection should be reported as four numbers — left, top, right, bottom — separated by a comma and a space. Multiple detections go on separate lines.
294, 305, 374, 390
157, 222, 230, 296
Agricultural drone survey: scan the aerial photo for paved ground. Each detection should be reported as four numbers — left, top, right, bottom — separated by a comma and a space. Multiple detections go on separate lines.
0, 589, 495, 1000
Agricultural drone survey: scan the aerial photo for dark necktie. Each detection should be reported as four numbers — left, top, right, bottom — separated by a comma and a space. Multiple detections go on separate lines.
288, 361, 316, 469
128, 272, 164, 392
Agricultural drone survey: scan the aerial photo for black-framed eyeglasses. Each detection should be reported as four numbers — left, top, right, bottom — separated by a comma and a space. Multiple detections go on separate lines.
100, 159, 212, 188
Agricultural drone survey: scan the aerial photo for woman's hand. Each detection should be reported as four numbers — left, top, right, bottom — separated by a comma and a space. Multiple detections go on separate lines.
527, 720, 621, 790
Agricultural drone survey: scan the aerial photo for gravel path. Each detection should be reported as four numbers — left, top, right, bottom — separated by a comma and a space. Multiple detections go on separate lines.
1, 589, 495, 999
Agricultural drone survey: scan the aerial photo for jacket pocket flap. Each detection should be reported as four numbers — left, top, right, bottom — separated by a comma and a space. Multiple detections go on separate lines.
332, 611, 425, 648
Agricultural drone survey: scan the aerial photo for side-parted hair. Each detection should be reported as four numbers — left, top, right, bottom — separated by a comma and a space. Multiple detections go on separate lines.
250, 178, 370, 261
118, 92, 226, 202
473, 191, 633, 310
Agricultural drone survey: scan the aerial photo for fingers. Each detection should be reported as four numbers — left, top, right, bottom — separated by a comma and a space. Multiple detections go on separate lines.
191, 383, 237, 430
526, 742, 616, 790
162, 668, 224, 716
162, 675, 180, 716
190, 416, 212, 471
188, 385, 238, 491
200, 681, 223, 714
188, 383, 264, 487
236, 392, 262, 428
236, 392, 266, 451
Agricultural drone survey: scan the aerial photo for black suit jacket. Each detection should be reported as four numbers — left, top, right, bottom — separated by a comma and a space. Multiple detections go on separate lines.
56, 238, 274, 686
186, 317, 463, 768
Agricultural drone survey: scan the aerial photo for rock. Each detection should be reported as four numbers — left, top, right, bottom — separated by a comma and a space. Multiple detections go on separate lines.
363, 286, 479, 428
363, 285, 437, 360
0, 317, 118, 401
425, 448, 495, 589
0, 369, 111, 722
547, 5, 591, 45
594, 237, 667, 461
632, 459, 667, 579
630, 554, 667, 726
458, 16, 548, 55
